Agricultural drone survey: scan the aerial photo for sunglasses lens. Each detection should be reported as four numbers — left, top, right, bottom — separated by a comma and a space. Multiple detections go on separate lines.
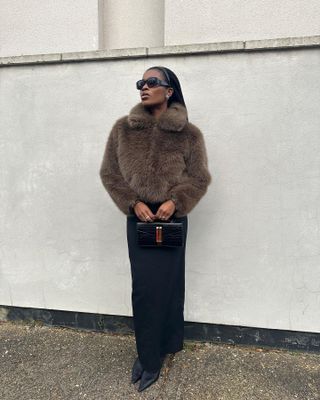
136, 80, 144, 90
147, 77, 158, 88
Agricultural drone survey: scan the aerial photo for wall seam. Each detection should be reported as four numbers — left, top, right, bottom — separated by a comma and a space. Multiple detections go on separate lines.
1, 34, 319, 67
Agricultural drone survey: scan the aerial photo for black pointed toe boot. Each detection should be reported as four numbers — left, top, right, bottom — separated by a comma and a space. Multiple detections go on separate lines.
131, 357, 143, 384
138, 369, 160, 392
137, 355, 165, 391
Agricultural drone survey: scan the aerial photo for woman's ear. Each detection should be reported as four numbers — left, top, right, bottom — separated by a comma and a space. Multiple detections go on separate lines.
167, 87, 174, 97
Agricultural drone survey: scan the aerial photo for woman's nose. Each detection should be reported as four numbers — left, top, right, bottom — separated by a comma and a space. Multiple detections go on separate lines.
142, 79, 152, 89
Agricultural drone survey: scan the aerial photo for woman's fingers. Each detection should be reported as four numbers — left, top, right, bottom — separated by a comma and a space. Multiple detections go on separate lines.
133, 202, 156, 221
134, 200, 176, 221
142, 213, 155, 222
155, 200, 176, 220
156, 212, 169, 220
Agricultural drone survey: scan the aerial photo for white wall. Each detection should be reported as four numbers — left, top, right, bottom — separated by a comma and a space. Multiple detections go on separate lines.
165, 0, 320, 45
1, 48, 319, 333
102, 0, 164, 49
1, 0, 320, 57
0, 0, 99, 57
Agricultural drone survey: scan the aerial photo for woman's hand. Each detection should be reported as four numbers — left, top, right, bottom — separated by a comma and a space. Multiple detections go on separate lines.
133, 202, 156, 222
155, 200, 176, 220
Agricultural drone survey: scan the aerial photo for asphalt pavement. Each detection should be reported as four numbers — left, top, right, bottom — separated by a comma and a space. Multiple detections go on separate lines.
0, 320, 319, 400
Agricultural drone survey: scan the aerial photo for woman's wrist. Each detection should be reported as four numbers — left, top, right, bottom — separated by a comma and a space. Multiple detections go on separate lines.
129, 198, 142, 213
132, 198, 142, 208
169, 195, 178, 208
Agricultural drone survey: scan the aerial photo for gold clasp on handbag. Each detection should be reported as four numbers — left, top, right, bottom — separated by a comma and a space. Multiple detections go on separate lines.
155, 226, 163, 244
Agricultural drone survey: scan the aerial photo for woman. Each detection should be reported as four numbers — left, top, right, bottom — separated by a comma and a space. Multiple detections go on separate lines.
99, 66, 211, 392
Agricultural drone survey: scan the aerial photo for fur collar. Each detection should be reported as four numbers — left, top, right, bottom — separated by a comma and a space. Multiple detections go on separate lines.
127, 101, 188, 132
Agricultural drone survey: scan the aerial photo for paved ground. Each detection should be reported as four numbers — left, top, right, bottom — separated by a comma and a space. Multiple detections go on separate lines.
0, 320, 319, 400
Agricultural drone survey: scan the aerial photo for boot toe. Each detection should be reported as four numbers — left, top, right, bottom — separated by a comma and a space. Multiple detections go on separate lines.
138, 369, 160, 392
131, 357, 143, 384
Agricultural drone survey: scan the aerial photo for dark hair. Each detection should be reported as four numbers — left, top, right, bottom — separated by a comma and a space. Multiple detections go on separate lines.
146, 66, 187, 110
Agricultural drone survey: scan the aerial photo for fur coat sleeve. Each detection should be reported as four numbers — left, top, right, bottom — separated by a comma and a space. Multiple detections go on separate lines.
168, 123, 212, 216
99, 119, 140, 215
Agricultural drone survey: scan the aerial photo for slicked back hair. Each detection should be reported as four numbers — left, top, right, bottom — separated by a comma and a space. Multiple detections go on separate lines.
146, 66, 187, 112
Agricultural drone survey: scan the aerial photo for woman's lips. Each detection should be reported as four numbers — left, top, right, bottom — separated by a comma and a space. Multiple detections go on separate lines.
141, 94, 150, 99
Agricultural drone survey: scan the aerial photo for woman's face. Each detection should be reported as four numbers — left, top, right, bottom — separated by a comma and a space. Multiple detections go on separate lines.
139, 69, 173, 107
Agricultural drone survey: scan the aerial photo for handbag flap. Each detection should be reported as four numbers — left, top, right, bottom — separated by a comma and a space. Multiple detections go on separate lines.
137, 222, 183, 247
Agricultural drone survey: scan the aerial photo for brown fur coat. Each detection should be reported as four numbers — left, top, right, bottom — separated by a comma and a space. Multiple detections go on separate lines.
99, 101, 212, 217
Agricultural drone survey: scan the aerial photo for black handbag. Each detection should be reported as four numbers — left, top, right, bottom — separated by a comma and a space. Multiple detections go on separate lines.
137, 217, 183, 247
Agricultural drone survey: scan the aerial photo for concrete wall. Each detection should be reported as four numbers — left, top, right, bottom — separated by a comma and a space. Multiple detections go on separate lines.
101, 0, 164, 50
1, 0, 320, 57
0, 0, 99, 57
165, 0, 320, 45
1, 45, 319, 333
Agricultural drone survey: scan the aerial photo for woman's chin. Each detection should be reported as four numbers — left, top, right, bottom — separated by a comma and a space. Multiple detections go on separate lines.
141, 99, 162, 108
141, 99, 153, 107
141, 98, 151, 103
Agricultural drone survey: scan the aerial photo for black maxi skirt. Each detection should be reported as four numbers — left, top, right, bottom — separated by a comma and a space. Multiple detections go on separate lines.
126, 201, 188, 373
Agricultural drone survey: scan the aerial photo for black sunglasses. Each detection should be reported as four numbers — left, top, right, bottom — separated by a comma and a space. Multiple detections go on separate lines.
136, 77, 170, 90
